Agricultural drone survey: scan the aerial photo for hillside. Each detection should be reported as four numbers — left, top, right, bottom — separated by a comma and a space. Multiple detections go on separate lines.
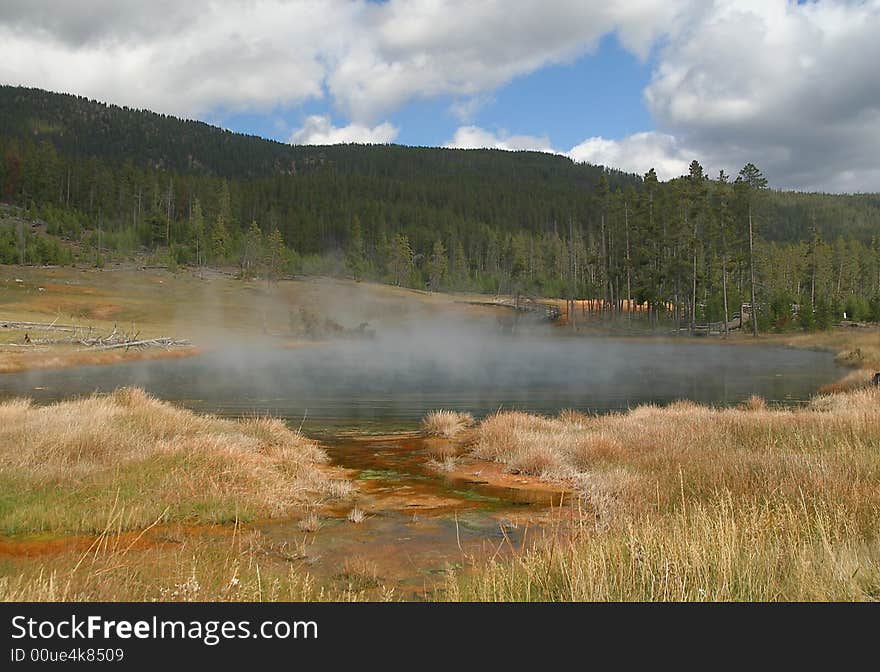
0, 85, 635, 191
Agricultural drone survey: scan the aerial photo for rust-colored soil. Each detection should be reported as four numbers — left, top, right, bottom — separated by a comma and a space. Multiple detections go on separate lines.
442, 457, 570, 494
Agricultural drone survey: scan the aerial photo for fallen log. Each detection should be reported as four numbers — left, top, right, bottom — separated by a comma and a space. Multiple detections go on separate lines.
86, 337, 191, 351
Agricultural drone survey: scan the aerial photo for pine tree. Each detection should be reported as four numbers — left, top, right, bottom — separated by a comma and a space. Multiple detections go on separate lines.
452, 239, 469, 288
713, 170, 735, 333
595, 173, 611, 309
241, 219, 263, 277
191, 198, 206, 271
210, 215, 229, 264
687, 160, 707, 330
388, 233, 414, 286
264, 228, 286, 283
345, 215, 367, 281
737, 162, 768, 336
425, 239, 448, 291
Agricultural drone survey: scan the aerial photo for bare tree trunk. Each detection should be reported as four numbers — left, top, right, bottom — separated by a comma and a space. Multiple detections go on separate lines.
722, 258, 730, 335
691, 251, 698, 331
811, 266, 816, 309
748, 204, 758, 337
17, 221, 25, 265
165, 178, 173, 245
624, 200, 632, 320
600, 211, 608, 312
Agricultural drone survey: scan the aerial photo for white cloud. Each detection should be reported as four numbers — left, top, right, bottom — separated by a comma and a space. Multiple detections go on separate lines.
446, 126, 553, 152
448, 95, 495, 123
0, 0, 690, 119
641, 0, 880, 191
567, 132, 693, 179
445, 126, 692, 180
0, 1, 356, 116
445, 0, 880, 191
327, 1, 689, 121
290, 115, 398, 145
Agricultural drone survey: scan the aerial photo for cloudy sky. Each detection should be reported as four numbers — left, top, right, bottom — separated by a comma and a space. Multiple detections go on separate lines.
1, 0, 878, 192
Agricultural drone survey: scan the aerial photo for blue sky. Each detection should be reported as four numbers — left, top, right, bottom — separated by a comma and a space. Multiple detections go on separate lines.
211, 34, 654, 151
2, 1, 878, 191
460, 37, 654, 148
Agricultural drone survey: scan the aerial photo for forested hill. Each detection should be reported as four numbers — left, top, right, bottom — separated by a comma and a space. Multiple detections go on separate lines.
3, 85, 879, 245
2, 85, 880, 330
0, 85, 635, 186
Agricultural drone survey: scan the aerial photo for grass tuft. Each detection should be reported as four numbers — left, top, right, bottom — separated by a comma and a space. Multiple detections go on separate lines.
421, 410, 475, 438
738, 394, 766, 411
298, 511, 322, 533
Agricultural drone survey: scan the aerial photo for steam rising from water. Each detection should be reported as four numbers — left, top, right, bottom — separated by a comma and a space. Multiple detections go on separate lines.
1, 297, 843, 432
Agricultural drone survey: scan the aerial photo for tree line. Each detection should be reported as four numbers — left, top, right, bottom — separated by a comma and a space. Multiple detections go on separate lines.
2, 86, 880, 333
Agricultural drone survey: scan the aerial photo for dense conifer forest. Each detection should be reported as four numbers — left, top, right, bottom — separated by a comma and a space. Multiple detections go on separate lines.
2, 85, 880, 331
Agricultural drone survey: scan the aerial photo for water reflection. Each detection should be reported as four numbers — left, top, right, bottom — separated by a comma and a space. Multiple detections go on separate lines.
0, 336, 842, 432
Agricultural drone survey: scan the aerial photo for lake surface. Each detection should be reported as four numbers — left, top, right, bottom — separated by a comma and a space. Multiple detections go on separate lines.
0, 335, 843, 433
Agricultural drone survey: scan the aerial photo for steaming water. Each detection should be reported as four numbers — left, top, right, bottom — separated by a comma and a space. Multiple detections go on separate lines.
0, 335, 843, 433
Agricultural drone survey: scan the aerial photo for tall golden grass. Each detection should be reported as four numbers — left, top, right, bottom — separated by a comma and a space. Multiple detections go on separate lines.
445, 387, 880, 600
0, 387, 347, 534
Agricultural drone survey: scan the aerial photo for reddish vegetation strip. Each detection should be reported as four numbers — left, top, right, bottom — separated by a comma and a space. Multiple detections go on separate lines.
0, 524, 233, 559
0, 536, 95, 559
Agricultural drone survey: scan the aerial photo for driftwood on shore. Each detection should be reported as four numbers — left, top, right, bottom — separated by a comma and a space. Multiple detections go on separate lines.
1, 320, 190, 351
87, 337, 190, 351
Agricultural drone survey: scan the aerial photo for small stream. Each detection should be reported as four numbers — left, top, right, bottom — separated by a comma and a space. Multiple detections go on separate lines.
259, 434, 567, 598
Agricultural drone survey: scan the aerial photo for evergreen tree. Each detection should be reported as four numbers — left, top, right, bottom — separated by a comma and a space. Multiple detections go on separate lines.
191, 198, 206, 270
387, 233, 414, 286
425, 239, 448, 291
345, 215, 367, 281
737, 162, 768, 336
452, 239, 469, 288
264, 228, 286, 282
241, 219, 263, 277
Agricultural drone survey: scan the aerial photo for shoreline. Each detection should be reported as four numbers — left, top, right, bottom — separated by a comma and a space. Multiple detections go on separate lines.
3, 264, 877, 377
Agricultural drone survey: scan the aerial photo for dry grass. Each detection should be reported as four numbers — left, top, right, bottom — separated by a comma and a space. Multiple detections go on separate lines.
298, 511, 322, 533
819, 368, 875, 394
346, 507, 366, 524
421, 410, 475, 438
0, 387, 346, 534
334, 557, 382, 591
738, 394, 766, 411
447, 387, 880, 600
447, 496, 880, 601
426, 456, 458, 473
0, 526, 392, 602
